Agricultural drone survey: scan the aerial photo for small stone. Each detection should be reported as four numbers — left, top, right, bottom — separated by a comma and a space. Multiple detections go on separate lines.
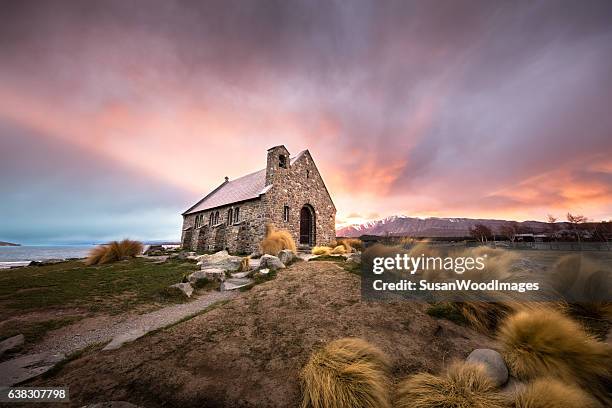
259, 254, 285, 271
0, 334, 25, 356
466, 348, 508, 387
278, 249, 296, 265
170, 282, 193, 298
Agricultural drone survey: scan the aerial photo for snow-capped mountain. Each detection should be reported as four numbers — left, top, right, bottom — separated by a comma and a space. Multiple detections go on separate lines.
336, 215, 557, 238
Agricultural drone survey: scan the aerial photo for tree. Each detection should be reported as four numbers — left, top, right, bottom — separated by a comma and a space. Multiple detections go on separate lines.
546, 214, 559, 240
566, 212, 587, 245
500, 222, 519, 243
470, 223, 493, 244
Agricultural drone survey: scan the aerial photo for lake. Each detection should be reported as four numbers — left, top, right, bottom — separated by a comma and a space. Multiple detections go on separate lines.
0, 245, 93, 269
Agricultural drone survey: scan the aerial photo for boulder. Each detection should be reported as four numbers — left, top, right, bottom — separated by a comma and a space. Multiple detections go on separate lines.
220, 278, 254, 291
278, 249, 296, 265
0, 334, 24, 356
345, 252, 362, 264
466, 348, 508, 387
259, 254, 285, 271
170, 282, 193, 298
0, 352, 65, 386
188, 269, 225, 284
144, 245, 164, 255
197, 250, 243, 271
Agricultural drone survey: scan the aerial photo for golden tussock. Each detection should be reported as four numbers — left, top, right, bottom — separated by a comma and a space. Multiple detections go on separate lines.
395, 361, 507, 408
300, 338, 391, 408
238, 256, 250, 272
260, 224, 296, 256
85, 239, 143, 266
498, 307, 612, 403
331, 245, 347, 254
311, 246, 332, 256
513, 378, 600, 408
337, 238, 364, 252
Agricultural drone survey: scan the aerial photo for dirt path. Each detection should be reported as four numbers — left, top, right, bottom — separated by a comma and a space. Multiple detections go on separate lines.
31, 290, 237, 356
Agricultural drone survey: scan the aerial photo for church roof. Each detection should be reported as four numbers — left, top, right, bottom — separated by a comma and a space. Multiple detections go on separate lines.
183, 150, 305, 215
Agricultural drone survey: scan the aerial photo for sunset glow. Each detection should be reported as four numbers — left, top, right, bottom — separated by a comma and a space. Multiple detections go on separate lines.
1, 0, 611, 244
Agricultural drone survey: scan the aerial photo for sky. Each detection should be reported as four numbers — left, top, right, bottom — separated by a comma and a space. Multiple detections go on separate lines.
1, 0, 611, 244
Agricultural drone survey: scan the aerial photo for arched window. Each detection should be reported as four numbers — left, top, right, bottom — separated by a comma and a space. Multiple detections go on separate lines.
209, 213, 213, 225
227, 208, 233, 224
234, 207, 240, 223
214, 211, 219, 224
283, 205, 289, 222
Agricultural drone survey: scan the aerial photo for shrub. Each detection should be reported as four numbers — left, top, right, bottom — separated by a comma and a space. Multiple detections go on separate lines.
239, 256, 250, 272
312, 246, 332, 256
300, 338, 391, 408
260, 224, 296, 256
395, 361, 507, 408
331, 245, 347, 255
513, 378, 599, 408
337, 238, 364, 252
498, 307, 612, 402
85, 239, 143, 266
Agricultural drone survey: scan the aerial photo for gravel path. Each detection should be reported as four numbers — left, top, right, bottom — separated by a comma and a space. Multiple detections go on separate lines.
31, 290, 237, 356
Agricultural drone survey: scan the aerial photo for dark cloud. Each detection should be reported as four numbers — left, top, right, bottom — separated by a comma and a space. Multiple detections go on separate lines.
1, 0, 611, 240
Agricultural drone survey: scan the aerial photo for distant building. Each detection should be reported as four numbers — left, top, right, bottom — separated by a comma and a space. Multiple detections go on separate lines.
181, 145, 336, 253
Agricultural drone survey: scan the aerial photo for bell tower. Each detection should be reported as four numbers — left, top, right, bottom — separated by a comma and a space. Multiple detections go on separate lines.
265, 145, 290, 185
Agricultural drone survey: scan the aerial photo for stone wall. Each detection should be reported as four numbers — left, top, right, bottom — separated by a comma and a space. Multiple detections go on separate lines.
262, 147, 336, 247
181, 199, 265, 254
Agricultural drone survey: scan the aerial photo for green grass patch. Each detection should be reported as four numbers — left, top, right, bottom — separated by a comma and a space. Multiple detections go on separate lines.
426, 303, 468, 326
0, 258, 198, 315
0, 317, 80, 346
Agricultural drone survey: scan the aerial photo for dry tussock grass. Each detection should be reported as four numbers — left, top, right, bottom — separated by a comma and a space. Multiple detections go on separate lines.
513, 377, 600, 408
85, 239, 143, 266
260, 224, 296, 256
300, 338, 391, 408
337, 238, 364, 252
312, 246, 332, 256
239, 256, 250, 272
498, 307, 612, 403
331, 245, 347, 254
395, 361, 507, 408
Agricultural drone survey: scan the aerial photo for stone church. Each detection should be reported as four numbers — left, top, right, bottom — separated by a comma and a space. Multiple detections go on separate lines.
181, 145, 336, 254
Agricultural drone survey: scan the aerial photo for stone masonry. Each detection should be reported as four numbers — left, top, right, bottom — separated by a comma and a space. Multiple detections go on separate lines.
181, 145, 336, 254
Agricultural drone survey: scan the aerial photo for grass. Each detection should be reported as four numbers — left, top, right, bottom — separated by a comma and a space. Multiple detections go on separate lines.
0, 258, 198, 315
498, 307, 611, 403
85, 239, 144, 266
300, 338, 391, 408
395, 361, 507, 408
309, 255, 362, 275
513, 378, 599, 408
426, 303, 469, 326
0, 317, 80, 347
261, 224, 297, 256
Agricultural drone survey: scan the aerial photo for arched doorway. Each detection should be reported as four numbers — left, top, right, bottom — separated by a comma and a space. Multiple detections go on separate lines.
300, 205, 315, 246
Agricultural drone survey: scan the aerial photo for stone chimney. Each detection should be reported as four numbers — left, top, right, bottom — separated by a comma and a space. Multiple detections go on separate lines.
265, 145, 290, 185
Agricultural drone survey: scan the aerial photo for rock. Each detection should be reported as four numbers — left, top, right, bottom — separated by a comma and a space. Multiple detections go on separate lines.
345, 252, 361, 264
278, 249, 296, 265
220, 278, 254, 291
466, 348, 508, 387
0, 352, 65, 386
170, 282, 193, 298
259, 254, 285, 271
103, 328, 149, 351
144, 245, 164, 255
197, 250, 243, 271
188, 269, 225, 284
231, 271, 251, 279
0, 334, 24, 356
248, 258, 261, 270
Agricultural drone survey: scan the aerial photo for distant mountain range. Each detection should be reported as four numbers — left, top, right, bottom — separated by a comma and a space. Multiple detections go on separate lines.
336, 215, 568, 238
0, 241, 20, 246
